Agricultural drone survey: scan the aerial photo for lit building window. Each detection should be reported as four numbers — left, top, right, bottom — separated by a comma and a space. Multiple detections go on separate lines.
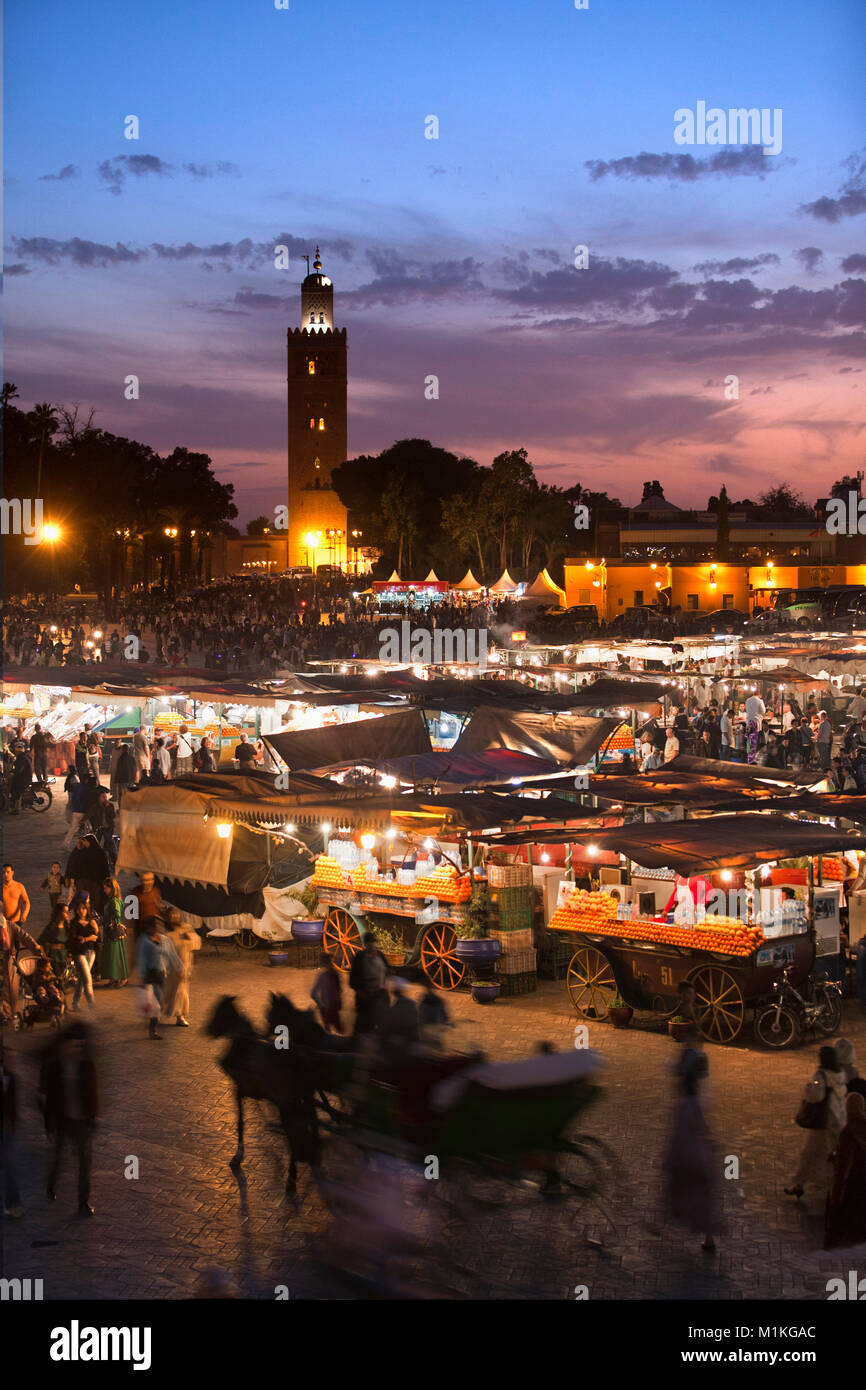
309, 418, 315, 429
318, 417, 325, 431
308, 360, 316, 375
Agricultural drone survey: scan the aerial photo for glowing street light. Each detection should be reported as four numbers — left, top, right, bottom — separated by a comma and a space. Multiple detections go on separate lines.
41, 522, 61, 542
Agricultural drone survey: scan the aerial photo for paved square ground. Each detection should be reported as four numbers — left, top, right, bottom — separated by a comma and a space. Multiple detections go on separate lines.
2, 795, 864, 1300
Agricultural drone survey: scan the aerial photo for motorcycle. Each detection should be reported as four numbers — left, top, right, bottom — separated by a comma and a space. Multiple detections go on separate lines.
753, 964, 843, 1049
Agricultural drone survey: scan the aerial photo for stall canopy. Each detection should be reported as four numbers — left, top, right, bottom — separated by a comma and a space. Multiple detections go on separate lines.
489, 568, 520, 594
661, 754, 817, 787
349, 748, 564, 789
522, 569, 566, 606
452, 569, 483, 592
453, 707, 616, 764
569, 677, 669, 710
422, 568, 440, 583
117, 784, 271, 891
484, 814, 866, 875
265, 707, 432, 771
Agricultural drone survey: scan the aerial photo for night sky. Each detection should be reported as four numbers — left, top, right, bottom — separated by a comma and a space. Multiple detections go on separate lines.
5, 0, 865, 524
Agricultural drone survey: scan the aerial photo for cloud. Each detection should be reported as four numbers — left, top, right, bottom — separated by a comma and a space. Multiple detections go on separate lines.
496, 256, 678, 310
693, 253, 780, 276
231, 287, 292, 310
39, 164, 80, 182
152, 238, 259, 264
98, 153, 174, 194
841, 253, 866, 273
3, 263, 30, 276
11, 236, 147, 267
183, 161, 240, 178
801, 150, 866, 222
345, 252, 484, 306
586, 147, 781, 182
794, 246, 824, 273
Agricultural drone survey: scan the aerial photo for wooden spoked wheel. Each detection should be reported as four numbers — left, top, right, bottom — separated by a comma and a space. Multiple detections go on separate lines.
566, 946, 618, 1020
234, 927, 259, 950
323, 908, 363, 973
420, 924, 465, 990
689, 965, 745, 1044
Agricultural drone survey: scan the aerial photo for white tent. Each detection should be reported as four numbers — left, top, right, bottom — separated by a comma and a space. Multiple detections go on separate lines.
385, 569, 402, 583
452, 569, 484, 592
523, 568, 566, 607
422, 568, 440, 583
489, 568, 520, 594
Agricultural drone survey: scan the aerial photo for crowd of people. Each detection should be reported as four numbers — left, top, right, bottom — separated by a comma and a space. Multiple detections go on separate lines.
633, 686, 866, 784
2, 578, 499, 674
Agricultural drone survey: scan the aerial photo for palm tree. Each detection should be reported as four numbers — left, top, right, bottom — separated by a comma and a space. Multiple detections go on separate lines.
30, 402, 59, 498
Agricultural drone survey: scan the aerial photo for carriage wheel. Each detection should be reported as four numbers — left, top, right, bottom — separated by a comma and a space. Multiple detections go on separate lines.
689, 965, 745, 1044
234, 927, 259, 950
420, 924, 465, 990
324, 908, 363, 973
566, 946, 618, 1020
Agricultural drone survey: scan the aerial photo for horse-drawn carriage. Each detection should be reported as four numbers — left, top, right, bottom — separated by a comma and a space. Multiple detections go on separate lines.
208, 992, 611, 1222
548, 889, 821, 1044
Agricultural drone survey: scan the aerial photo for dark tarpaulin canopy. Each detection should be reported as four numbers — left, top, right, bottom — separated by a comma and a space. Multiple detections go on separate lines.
275, 672, 616, 713
484, 814, 866, 875
264, 708, 431, 770
350, 748, 563, 788
659, 754, 816, 786
567, 677, 668, 709
452, 707, 616, 764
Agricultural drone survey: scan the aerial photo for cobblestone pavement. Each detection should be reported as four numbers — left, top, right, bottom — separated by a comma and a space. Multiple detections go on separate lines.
2, 796, 865, 1300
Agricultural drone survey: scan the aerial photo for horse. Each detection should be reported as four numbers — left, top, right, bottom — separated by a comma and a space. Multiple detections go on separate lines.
265, 991, 358, 1118
205, 994, 321, 1193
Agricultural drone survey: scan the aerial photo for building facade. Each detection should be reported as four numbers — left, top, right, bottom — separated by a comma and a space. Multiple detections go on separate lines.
286, 248, 348, 567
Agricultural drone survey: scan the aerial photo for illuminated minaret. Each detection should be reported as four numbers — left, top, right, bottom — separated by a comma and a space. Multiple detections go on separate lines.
286, 247, 348, 567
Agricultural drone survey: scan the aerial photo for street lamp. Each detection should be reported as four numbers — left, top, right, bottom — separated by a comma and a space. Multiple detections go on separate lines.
41, 522, 61, 543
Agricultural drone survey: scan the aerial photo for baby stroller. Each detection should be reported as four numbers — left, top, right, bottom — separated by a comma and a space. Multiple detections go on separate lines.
15, 950, 66, 1031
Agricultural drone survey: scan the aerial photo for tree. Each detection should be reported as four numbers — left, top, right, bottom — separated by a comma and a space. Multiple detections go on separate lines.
246, 515, 270, 535
28, 402, 59, 499
441, 490, 487, 577
830, 473, 863, 499
379, 469, 422, 572
481, 448, 536, 572
332, 439, 479, 572
759, 485, 812, 518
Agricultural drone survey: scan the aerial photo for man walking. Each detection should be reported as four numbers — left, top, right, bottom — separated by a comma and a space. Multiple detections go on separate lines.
348, 931, 388, 1034
30, 723, 55, 784
816, 711, 833, 772
40, 1021, 98, 1217
132, 726, 150, 783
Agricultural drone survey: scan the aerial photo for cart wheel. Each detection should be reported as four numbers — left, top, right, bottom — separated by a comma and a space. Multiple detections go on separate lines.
29, 788, 52, 812
234, 928, 259, 950
420, 924, 465, 990
324, 908, 363, 973
566, 946, 618, 1020
689, 965, 745, 1044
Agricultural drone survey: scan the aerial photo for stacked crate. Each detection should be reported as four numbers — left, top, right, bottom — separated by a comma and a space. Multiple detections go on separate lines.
487, 866, 537, 995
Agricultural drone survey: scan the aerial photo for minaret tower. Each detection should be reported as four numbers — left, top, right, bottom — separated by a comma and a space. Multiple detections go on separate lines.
286, 247, 348, 567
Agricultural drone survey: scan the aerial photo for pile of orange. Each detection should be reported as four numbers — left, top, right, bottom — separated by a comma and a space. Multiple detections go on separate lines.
314, 855, 472, 904
312, 855, 350, 889
549, 891, 765, 958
